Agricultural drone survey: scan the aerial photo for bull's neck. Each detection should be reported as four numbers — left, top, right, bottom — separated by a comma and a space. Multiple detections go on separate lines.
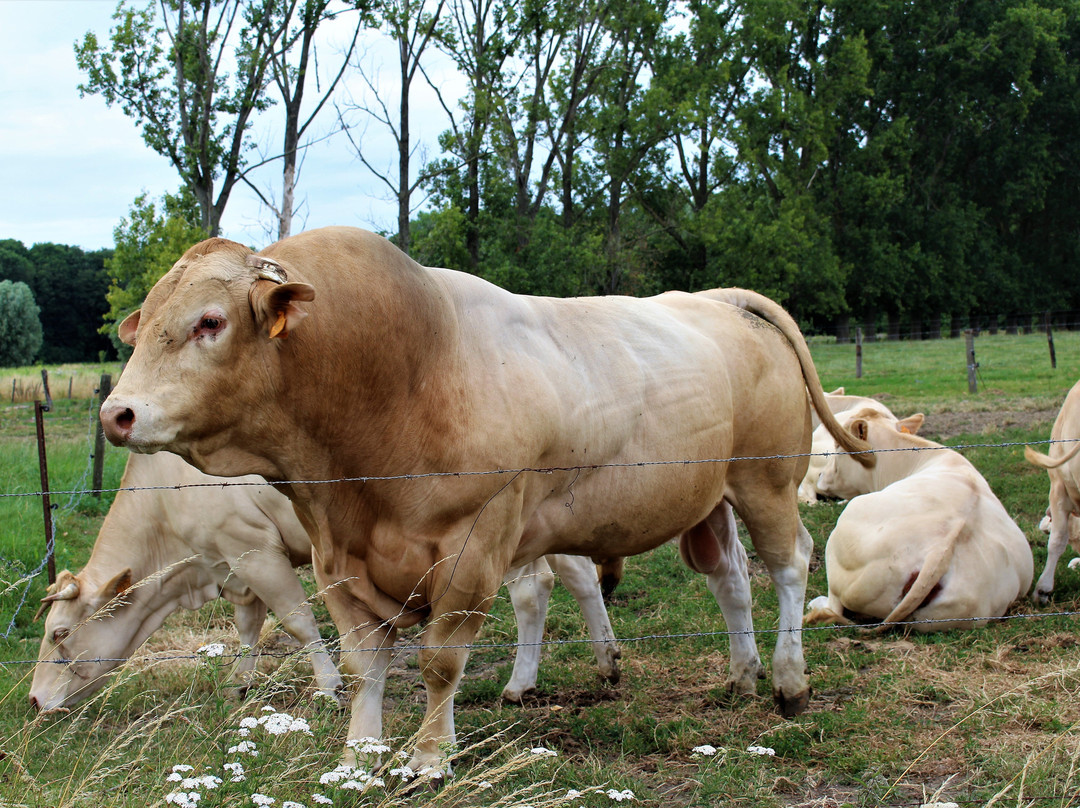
875, 433, 944, 487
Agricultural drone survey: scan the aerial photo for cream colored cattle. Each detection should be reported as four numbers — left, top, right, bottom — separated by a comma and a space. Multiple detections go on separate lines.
29, 450, 344, 711
28, 453, 618, 711
99, 226, 871, 771
799, 394, 899, 504
807, 409, 1033, 631
1025, 378, 1080, 602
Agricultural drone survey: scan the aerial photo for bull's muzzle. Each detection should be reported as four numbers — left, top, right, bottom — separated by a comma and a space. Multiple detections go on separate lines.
99, 401, 136, 446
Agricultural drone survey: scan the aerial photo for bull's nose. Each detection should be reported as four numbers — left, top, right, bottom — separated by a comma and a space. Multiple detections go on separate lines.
100, 401, 136, 446
29, 693, 41, 711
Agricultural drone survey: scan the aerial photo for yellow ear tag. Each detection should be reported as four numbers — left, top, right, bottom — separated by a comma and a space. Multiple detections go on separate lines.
900, 426, 912, 434
270, 311, 287, 339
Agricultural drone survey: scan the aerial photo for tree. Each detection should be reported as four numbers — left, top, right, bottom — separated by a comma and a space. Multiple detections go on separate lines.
101, 190, 208, 357
0, 281, 43, 367
27, 244, 114, 362
249, 0, 368, 240
76, 0, 286, 236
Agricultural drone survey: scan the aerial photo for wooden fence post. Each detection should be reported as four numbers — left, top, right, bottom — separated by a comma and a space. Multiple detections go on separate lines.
34, 400, 56, 585
1045, 310, 1057, 369
855, 327, 863, 379
93, 374, 112, 497
965, 330, 978, 394
40, 369, 52, 411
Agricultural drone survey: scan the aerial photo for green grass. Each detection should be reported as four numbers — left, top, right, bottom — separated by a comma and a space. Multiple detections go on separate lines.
3, 335, 1080, 806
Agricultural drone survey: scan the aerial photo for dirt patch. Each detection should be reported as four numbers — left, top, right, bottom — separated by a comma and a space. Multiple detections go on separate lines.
919, 408, 1058, 441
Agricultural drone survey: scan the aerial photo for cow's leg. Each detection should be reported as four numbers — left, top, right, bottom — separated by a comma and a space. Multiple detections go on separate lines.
547, 554, 621, 685
502, 558, 555, 702
1034, 484, 1073, 603
231, 598, 268, 694
701, 501, 765, 695
734, 492, 812, 717
232, 549, 346, 706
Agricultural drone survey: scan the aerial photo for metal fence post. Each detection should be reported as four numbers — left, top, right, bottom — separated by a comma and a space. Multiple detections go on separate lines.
965, 330, 978, 394
93, 374, 112, 497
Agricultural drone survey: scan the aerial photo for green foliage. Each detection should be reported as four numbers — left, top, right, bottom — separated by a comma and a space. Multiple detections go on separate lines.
0, 281, 43, 367
101, 190, 207, 358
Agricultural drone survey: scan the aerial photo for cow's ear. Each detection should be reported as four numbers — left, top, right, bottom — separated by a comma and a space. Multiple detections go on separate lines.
249, 280, 316, 339
896, 413, 924, 435
118, 310, 141, 346
850, 419, 869, 442
100, 568, 133, 600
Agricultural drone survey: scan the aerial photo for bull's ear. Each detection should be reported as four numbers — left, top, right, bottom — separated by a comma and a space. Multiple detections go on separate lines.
249, 281, 316, 339
850, 419, 869, 442
101, 568, 133, 600
118, 310, 141, 346
896, 413, 925, 434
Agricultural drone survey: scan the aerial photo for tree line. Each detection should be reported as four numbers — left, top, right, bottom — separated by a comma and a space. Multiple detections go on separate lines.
4, 0, 1079, 365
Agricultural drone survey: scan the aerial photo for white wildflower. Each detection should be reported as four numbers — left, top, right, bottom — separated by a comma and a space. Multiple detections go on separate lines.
346, 737, 391, 755
478, 781, 493, 790
606, 788, 636, 802
166, 772, 182, 782
389, 765, 415, 779
196, 643, 226, 657
340, 781, 366, 791
746, 745, 776, 756
567, 789, 583, 799
224, 762, 246, 782
262, 705, 277, 712
311, 795, 333, 805
180, 777, 200, 789
165, 792, 201, 808
920, 803, 960, 808
228, 740, 259, 757
252, 795, 275, 806
172, 765, 195, 773
529, 746, 557, 757
239, 717, 260, 730
282, 803, 306, 808
319, 765, 358, 785
692, 744, 718, 757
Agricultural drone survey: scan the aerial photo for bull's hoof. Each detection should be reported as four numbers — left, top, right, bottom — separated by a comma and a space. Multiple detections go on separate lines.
1032, 589, 1052, 606
774, 687, 810, 718
601, 665, 621, 686
501, 684, 533, 704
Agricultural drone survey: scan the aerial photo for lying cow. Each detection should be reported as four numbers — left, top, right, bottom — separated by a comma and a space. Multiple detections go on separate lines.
806, 409, 1033, 631
1025, 378, 1080, 603
799, 393, 899, 504
30, 451, 618, 711
99, 226, 871, 772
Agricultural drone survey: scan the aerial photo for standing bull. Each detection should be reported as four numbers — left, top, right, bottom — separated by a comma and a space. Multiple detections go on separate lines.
99, 226, 871, 772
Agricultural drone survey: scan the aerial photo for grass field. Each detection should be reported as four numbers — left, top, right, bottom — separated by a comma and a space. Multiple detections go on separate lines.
2, 332, 1080, 807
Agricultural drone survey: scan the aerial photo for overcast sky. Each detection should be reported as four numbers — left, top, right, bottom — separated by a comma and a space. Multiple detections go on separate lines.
0, 0, 457, 252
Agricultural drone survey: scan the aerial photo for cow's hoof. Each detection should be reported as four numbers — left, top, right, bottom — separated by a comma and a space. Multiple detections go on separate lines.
1032, 589, 1052, 606
774, 687, 810, 718
501, 684, 533, 704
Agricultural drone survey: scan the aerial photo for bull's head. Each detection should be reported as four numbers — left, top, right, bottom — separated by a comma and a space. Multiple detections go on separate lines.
28, 568, 137, 712
99, 238, 315, 476
815, 410, 924, 499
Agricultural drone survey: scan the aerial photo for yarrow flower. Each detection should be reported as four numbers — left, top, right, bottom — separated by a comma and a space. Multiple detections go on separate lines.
172, 765, 195, 774
746, 745, 776, 756
224, 762, 246, 783
529, 746, 557, 757
606, 788, 636, 802
566, 789, 583, 799
228, 740, 259, 757
319, 765, 359, 785
311, 795, 332, 805
165, 792, 201, 808
692, 745, 718, 757
388, 765, 415, 780
345, 737, 391, 755
252, 795, 275, 806
282, 802, 307, 808
196, 643, 226, 657
260, 712, 312, 736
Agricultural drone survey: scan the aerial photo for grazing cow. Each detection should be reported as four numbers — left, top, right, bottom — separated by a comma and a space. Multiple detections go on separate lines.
28, 452, 618, 711
28, 450, 345, 712
799, 394, 899, 504
1024, 379, 1080, 602
98, 226, 871, 771
807, 409, 1033, 631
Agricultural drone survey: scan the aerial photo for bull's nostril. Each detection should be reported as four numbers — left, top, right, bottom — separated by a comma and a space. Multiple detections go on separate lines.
29, 694, 40, 711
116, 408, 135, 430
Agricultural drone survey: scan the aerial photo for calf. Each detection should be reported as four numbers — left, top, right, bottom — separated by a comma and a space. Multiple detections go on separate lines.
1025, 378, 1080, 602
807, 409, 1033, 631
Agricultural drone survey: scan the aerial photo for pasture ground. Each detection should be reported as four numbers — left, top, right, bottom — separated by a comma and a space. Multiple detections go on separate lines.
1, 332, 1080, 807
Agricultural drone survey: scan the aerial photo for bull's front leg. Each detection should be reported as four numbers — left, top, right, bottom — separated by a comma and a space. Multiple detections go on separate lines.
1034, 495, 1074, 603
547, 554, 621, 685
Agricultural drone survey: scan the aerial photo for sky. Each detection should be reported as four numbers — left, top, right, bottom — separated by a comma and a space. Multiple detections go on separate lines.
0, 0, 458, 252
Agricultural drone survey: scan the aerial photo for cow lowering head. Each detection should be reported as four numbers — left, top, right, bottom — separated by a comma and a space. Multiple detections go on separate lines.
28, 568, 140, 711
99, 238, 315, 476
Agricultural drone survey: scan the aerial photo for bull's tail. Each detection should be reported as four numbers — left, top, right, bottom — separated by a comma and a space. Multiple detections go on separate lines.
699, 288, 874, 468
1024, 440, 1080, 471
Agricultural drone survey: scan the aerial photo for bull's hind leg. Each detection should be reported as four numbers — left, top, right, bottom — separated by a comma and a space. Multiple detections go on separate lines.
735, 495, 812, 717
694, 501, 766, 695
1034, 483, 1074, 603
502, 558, 556, 702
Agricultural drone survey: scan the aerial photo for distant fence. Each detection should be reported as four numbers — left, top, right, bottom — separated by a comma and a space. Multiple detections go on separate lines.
814, 309, 1079, 343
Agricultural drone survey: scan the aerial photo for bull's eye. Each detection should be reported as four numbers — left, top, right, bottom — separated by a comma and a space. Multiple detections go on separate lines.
52, 628, 69, 644
194, 315, 226, 340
